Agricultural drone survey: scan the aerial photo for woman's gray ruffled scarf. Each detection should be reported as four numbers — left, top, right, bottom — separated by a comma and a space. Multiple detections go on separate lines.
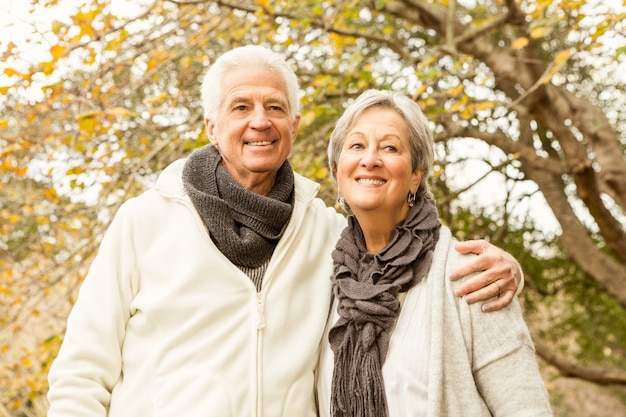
329, 197, 441, 417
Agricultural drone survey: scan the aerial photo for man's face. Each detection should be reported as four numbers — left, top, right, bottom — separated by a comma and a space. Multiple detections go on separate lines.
206, 66, 300, 195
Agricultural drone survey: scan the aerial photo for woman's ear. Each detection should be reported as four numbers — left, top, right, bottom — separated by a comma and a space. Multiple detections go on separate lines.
332, 161, 339, 183
411, 169, 424, 192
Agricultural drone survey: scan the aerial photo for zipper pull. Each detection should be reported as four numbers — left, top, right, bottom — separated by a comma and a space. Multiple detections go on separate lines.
257, 297, 266, 329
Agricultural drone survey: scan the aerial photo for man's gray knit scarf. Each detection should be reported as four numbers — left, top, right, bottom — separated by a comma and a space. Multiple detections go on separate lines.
181, 145, 294, 271
329, 197, 441, 417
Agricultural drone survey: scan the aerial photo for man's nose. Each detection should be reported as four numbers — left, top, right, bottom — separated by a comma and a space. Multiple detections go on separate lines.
249, 107, 271, 129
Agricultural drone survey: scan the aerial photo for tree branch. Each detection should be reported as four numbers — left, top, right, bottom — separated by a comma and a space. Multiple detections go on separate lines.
533, 332, 626, 385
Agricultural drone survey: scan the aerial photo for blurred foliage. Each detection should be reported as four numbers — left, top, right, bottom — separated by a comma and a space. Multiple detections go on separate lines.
1, 0, 625, 415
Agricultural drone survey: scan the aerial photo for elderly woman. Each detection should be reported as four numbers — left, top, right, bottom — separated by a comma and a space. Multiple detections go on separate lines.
316, 89, 552, 417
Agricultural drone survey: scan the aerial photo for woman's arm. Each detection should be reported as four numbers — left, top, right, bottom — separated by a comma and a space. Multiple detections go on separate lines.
468, 296, 553, 416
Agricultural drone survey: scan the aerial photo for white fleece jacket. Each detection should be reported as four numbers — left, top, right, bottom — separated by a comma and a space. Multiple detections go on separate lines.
47, 158, 346, 417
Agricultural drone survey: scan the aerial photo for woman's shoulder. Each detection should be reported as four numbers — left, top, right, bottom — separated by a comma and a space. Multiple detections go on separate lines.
430, 226, 479, 284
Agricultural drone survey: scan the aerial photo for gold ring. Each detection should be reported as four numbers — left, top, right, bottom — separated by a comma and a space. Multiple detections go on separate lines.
493, 280, 502, 298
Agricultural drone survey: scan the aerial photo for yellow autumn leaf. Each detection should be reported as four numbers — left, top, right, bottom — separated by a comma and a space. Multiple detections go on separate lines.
50, 45, 66, 59
4, 41, 16, 53
77, 110, 102, 119
51, 20, 65, 34
145, 93, 168, 104
66, 166, 86, 176
44, 187, 58, 200
4, 67, 20, 77
411, 85, 427, 100
554, 49, 572, 64
529, 25, 553, 39
450, 84, 464, 97
315, 166, 329, 180
2, 143, 23, 155
449, 100, 464, 113
78, 117, 100, 135
511, 37, 529, 50
476, 101, 496, 111
36, 216, 50, 226
107, 107, 139, 118
40, 60, 56, 75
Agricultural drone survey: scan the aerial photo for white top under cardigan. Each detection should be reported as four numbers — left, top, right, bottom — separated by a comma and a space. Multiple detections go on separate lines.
47, 158, 346, 417
316, 226, 553, 417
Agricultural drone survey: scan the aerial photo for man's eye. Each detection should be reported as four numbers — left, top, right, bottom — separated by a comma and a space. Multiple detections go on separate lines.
234, 105, 247, 111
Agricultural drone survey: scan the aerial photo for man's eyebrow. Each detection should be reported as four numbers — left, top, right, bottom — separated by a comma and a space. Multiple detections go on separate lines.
265, 96, 289, 106
225, 95, 288, 107
226, 95, 252, 105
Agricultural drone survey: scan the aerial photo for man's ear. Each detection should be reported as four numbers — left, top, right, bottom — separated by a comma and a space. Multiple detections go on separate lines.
206, 118, 217, 145
291, 114, 301, 142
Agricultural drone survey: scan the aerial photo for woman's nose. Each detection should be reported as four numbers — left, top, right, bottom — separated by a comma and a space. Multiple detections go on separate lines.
360, 147, 381, 167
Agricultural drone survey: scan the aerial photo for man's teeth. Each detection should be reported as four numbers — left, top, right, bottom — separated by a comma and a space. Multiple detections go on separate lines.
248, 141, 273, 146
357, 178, 385, 185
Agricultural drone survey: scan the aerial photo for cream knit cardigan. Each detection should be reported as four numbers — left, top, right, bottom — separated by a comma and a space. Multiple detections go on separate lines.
317, 226, 553, 417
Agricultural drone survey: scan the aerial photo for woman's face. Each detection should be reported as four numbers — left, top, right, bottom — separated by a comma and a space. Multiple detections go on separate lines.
337, 106, 423, 224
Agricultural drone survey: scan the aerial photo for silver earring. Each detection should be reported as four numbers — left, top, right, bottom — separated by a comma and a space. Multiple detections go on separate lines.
407, 192, 416, 207
337, 196, 345, 206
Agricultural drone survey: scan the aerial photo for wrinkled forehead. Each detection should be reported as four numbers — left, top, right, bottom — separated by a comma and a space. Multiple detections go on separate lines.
220, 66, 290, 104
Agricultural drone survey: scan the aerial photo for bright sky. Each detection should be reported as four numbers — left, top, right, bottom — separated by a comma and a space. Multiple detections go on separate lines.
0, 0, 143, 68
1, 0, 623, 85
1, 0, 624, 59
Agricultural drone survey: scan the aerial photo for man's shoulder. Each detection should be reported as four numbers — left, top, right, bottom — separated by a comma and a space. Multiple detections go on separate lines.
154, 158, 187, 194
292, 172, 346, 230
293, 171, 320, 200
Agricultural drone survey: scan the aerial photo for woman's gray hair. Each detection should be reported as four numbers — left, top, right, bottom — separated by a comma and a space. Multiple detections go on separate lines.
328, 89, 434, 200
200, 45, 300, 123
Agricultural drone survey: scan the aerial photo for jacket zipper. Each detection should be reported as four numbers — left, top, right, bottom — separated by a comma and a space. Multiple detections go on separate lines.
256, 292, 265, 416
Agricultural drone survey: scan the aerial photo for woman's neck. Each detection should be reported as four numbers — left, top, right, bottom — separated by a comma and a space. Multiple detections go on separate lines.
354, 211, 397, 254
353, 204, 410, 253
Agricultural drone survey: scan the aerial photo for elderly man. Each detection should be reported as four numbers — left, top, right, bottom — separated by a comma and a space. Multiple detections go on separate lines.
47, 45, 522, 417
